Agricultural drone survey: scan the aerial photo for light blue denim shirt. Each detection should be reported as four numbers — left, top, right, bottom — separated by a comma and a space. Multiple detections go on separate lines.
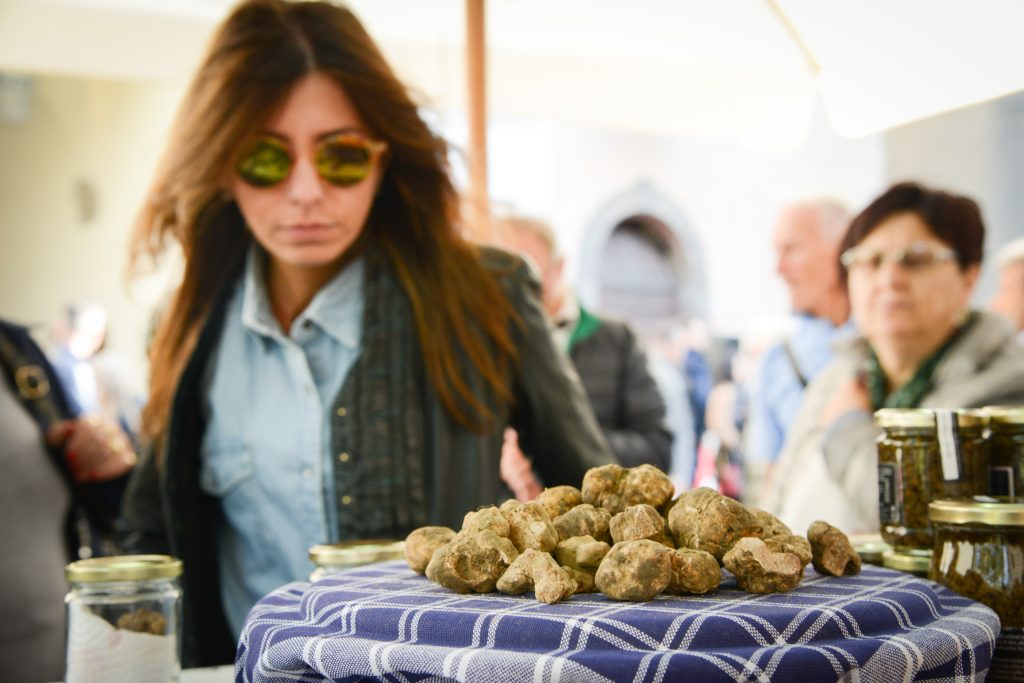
200, 246, 363, 637
746, 314, 855, 464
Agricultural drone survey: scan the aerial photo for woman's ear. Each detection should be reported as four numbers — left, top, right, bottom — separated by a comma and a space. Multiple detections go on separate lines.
962, 262, 981, 291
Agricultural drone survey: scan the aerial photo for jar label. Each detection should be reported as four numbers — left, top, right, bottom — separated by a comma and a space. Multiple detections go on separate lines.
878, 462, 899, 524
990, 466, 1016, 498
935, 409, 961, 481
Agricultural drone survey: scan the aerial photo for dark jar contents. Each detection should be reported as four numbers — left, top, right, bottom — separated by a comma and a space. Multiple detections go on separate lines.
985, 406, 1024, 500
64, 555, 183, 683
929, 499, 1024, 683
875, 409, 989, 552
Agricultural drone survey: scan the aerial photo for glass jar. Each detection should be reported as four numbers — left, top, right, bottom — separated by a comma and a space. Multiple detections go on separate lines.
65, 555, 182, 683
875, 408, 988, 552
881, 549, 931, 577
848, 532, 890, 567
309, 539, 405, 581
929, 499, 1024, 683
984, 405, 1024, 499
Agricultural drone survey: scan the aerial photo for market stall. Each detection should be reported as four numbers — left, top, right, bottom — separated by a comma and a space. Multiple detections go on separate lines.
236, 561, 998, 682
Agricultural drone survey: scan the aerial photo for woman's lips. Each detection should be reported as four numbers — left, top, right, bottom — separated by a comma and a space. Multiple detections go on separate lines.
877, 298, 913, 314
280, 223, 334, 240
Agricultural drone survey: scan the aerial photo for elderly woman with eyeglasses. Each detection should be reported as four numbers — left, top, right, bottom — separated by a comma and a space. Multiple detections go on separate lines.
763, 182, 1024, 534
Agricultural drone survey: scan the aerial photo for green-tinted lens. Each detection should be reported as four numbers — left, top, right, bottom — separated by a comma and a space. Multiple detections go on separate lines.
316, 137, 373, 186
237, 138, 292, 187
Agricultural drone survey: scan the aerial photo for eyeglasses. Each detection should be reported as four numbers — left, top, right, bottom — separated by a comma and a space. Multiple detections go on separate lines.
840, 241, 958, 273
235, 133, 387, 188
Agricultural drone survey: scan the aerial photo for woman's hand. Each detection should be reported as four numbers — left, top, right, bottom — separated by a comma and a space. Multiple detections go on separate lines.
500, 428, 543, 502
820, 373, 872, 428
46, 415, 137, 484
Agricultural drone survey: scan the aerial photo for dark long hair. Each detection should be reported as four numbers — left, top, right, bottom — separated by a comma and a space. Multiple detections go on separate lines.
131, 0, 518, 447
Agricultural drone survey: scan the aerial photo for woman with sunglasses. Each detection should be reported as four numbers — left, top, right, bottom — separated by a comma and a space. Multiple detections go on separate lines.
119, 0, 612, 666
762, 182, 1024, 534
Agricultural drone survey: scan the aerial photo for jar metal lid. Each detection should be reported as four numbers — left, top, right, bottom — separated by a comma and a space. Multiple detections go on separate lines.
309, 540, 405, 567
882, 549, 932, 573
929, 498, 1024, 526
874, 408, 987, 429
983, 405, 1024, 425
848, 533, 890, 564
875, 408, 934, 429
66, 555, 183, 583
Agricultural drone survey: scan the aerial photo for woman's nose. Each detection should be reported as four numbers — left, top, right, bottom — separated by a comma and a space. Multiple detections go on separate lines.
876, 258, 909, 288
286, 155, 325, 204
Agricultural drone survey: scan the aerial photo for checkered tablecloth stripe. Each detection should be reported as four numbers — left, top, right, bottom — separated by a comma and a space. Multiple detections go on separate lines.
235, 561, 998, 682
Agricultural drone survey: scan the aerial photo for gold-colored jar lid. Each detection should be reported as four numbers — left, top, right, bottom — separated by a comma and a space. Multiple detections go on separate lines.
875, 408, 934, 429
983, 405, 1024, 425
309, 540, 405, 567
882, 549, 932, 574
66, 555, 183, 583
848, 533, 890, 565
874, 408, 987, 429
952, 409, 988, 428
929, 498, 1024, 526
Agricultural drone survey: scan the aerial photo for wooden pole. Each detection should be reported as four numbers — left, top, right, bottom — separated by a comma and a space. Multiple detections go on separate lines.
465, 0, 490, 241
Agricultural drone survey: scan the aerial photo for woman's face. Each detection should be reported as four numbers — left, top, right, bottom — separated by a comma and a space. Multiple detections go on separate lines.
230, 72, 384, 276
847, 211, 978, 349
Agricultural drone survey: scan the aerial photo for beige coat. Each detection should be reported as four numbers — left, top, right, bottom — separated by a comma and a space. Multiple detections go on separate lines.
763, 311, 1024, 535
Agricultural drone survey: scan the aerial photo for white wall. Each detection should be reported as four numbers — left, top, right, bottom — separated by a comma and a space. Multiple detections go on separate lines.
0, 75, 184, 391
886, 91, 1024, 304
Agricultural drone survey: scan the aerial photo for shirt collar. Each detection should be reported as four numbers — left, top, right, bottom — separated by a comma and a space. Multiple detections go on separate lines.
240, 245, 363, 349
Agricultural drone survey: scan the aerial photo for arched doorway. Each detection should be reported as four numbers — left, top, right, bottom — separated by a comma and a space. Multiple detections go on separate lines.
578, 181, 705, 342
598, 215, 681, 338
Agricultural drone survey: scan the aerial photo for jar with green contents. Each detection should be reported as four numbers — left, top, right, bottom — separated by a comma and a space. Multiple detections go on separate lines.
929, 499, 1024, 683
875, 408, 989, 552
984, 405, 1024, 499
309, 540, 405, 582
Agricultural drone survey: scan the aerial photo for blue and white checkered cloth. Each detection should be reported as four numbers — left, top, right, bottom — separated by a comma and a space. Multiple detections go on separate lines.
235, 561, 998, 682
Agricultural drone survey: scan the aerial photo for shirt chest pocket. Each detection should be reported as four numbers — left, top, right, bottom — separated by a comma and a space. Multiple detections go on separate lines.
200, 444, 273, 572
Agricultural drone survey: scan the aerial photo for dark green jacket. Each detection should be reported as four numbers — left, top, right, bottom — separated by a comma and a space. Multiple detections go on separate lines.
118, 245, 613, 667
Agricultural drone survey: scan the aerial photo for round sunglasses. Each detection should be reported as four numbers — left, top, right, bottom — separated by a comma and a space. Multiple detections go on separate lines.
236, 133, 387, 188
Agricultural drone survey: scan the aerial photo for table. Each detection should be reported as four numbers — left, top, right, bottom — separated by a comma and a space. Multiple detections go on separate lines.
236, 561, 999, 682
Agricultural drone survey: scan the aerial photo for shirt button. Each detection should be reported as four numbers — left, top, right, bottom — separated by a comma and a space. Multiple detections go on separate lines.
302, 467, 314, 480
341, 495, 352, 506
338, 452, 350, 463
336, 407, 347, 417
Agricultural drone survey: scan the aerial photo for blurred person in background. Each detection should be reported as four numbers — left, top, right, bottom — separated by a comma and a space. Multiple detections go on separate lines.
501, 214, 672, 481
118, 0, 611, 667
693, 348, 746, 498
50, 302, 144, 438
50, 302, 107, 416
646, 322, 697, 493
681, 320, 713, 461
763, 182, 1024, 533
744, 198, 853, 505
0, 318, 136, 682
988, 236, 1024, 341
